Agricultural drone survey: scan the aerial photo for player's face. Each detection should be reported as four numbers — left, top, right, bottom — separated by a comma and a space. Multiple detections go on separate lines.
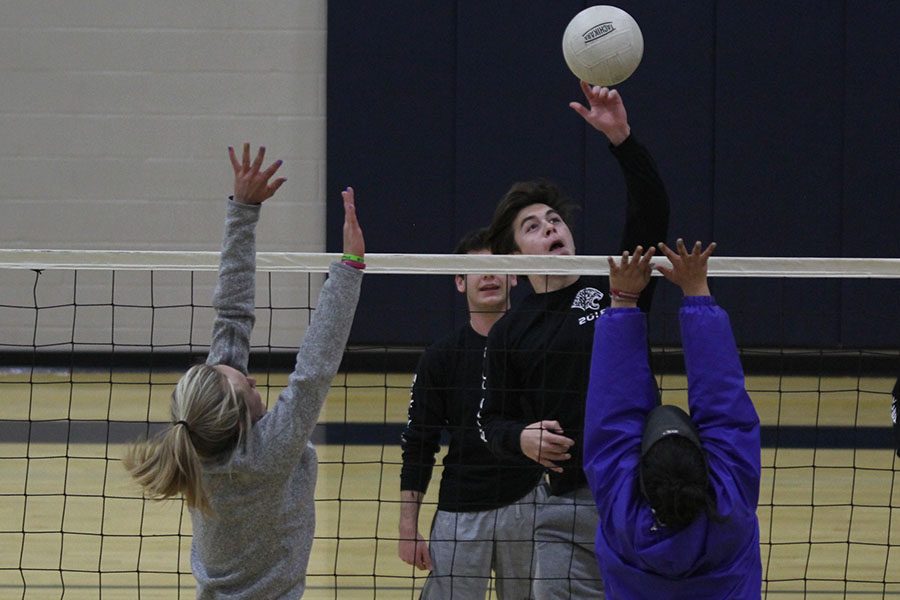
511, 203, 575, 256
215, 364, 265, 423
455, 249, 515, 313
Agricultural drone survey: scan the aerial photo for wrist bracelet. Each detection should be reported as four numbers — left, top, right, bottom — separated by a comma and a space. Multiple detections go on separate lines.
342, 260, 366, 270
610, 289, 640, 301
342, 253, 365, 264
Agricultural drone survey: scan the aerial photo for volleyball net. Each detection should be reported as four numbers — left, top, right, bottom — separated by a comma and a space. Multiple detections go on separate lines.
1, 250, 898, 599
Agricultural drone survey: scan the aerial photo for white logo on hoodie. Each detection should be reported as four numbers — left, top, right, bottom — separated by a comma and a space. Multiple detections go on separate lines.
572, 287, 604, 325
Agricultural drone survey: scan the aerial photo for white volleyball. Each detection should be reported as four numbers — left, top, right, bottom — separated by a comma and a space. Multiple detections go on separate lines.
562, 5, 644, 86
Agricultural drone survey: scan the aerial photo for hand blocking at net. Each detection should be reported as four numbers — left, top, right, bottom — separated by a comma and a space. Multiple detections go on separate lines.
228, 143, 286, 205
229, 142, 364, 259
124, 143, 366, 599
606, 244, 655, 308
606, 238, 716, 303
655, 239, 716, 296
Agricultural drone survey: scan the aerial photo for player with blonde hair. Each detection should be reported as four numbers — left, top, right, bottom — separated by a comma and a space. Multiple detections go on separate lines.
124, 143, 366, 598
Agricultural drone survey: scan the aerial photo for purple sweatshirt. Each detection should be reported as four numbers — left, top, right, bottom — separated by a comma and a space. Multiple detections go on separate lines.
584, 297, 761, 599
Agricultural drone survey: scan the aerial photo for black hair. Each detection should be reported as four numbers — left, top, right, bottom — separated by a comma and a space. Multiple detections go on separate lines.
640, 435, 717, 530
452, 227, 492, 282
486, 179, 578, 255
454, 227, 491, 255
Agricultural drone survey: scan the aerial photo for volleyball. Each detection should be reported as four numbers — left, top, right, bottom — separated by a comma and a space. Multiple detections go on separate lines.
562, 5, 644, 86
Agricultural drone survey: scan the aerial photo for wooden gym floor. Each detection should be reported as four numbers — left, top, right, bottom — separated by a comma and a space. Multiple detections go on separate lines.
1, 370, 898, 599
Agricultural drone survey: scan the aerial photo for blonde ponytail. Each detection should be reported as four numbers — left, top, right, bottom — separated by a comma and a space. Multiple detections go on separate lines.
123, 364, 251, 513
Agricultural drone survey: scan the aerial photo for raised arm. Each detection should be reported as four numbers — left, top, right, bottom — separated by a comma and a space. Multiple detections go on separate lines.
657, 240, 760, 499
235, 187, 364, 477
206, 144, 286, 372
679, 297, 759, 449
584, 246, 658, 500
570, 81, 670, 312
260, 188, 365, 448
657, 241, 748, 431
569, 80, 630, 146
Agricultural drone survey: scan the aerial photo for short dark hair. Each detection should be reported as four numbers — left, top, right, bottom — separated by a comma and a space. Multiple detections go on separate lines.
453, 227, 491, 255
640, 435, 716, 530
453, 228, 491, 281
486, 179, 578, 255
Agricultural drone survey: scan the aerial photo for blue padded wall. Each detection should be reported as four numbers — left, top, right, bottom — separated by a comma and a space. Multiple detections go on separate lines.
327, 1, 899, 348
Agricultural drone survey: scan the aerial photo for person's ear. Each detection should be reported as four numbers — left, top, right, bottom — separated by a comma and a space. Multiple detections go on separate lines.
455, 274, 466, 294
509, 274, 518, 288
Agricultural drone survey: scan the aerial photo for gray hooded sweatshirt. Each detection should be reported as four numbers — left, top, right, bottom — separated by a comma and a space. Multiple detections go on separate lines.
191, 199, 362, 598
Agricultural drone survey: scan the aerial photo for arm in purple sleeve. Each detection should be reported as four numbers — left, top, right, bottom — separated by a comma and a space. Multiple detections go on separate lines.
680, 296, 760, 504
584, 307, 658, 501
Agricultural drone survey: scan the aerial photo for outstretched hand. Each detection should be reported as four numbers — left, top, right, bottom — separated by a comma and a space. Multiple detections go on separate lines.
656, 239, 716, 296
568, 80, 631, 146
607, 245, 655, 307
341, 187, 365, 258
229, 143, 286, 205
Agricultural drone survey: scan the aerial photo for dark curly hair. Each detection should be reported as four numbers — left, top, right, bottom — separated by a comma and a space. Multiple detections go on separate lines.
453, 227, 491, 255
640, 435, 717, 530
485, 179, 578, 255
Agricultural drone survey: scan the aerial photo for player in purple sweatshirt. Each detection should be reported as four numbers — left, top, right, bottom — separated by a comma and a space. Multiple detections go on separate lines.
584, 240, 761, 598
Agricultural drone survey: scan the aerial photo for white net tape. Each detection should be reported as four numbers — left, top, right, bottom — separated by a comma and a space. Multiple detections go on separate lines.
1, 249, 899, 278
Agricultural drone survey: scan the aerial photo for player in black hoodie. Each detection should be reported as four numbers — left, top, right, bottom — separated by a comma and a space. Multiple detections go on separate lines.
400, 229, 545, 599
478, 82, 670, 599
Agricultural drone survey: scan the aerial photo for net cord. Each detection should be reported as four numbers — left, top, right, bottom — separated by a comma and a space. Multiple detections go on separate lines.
1, 249, 898, 278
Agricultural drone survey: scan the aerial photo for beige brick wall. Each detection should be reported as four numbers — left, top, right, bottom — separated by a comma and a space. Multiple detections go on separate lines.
0, 1, 329, 351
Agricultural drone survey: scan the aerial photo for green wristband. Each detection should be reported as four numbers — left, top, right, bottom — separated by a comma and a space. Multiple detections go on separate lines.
342, 253, 365, 263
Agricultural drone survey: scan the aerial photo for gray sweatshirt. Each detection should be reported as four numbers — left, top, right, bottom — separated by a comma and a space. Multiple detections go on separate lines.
191, 199, 362, 598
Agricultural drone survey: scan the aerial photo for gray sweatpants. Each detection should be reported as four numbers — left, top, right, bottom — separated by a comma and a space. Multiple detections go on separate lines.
532, 484, 604, 599
421, 484, 544, 600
